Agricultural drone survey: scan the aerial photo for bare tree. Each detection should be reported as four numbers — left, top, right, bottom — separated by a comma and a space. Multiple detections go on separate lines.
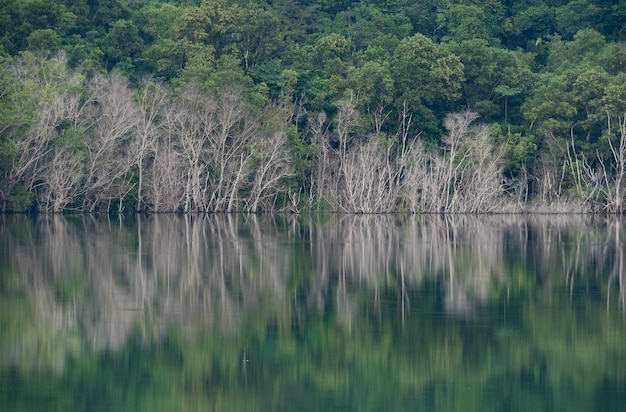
173, 87, 264, 213
456, 124, 506, 212
335, 94, 360, 167
403, 141, 430, 213
133, 79, 169, 212
599, 110, 626, 212
206, 88, 259, 212
4, 53, 85, 208
40, 145, 85, 213
340, 139, 398, 213
248, 130, 293, 212
368, 103, 393, 135
173, 85, 216, 213
556, 110, 626, 213
324, 95, 361, 210
147, 147, 184, 213
309, 111, 333, 208
82, 73, 140, 213
438, 110, 479, 212
563, 130, 598, 209
403, 110, 506, 213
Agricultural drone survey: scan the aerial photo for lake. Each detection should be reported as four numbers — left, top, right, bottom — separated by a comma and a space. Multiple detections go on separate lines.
1, 213, 625, 411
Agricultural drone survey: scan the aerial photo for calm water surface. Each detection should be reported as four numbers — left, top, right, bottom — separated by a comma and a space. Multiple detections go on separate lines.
1, 214, 625, 411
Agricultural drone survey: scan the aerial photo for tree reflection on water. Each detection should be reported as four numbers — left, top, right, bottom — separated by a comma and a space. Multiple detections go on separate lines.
1, 214, 625, 410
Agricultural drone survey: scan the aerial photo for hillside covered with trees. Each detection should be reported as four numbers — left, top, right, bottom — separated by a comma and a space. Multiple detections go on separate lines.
0, 0, 625, 213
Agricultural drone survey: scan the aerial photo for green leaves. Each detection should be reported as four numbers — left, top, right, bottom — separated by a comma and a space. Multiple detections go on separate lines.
555, 0, 602, 39
101, 20, 143, 62
438, 2, 505, 43
346, 61, 394, 109
26, 29, 61, 53
391, 33, 464, 133
230, 3, 283, 70
522, 71, 576, 133
312, 33, 352, 74
495, 85, 522, 98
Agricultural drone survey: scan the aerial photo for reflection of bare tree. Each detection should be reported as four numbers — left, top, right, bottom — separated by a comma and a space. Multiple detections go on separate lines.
307, 215, 509, 323
4, 213, 626, 372
4, 214, 297, 368
606, 217, 625, 316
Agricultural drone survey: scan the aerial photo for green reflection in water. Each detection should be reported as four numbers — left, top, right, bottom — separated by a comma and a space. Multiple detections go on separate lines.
1, 214, 625, 411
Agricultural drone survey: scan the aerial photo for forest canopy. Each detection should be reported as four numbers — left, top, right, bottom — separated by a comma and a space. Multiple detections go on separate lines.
0, 0, 625, 213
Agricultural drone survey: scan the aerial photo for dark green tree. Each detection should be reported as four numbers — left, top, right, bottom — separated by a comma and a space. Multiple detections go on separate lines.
444, 38, 533, 124
391, 33, 464, 135
100, 20, 144, 71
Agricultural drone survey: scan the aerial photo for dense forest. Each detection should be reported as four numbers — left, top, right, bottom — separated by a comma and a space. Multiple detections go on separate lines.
0, 0, 625, 213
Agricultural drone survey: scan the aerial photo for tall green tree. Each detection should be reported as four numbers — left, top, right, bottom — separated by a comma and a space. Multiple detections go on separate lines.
230, 3, 283, 70
138, 3, 186, 80
100, 19, 144, 71
0, 0, 76, 54
444, 39, 533, 124
391, 33, 464, 135
329, 4, 412, 51
555, 0, 603, 39
437, 1, 506, 44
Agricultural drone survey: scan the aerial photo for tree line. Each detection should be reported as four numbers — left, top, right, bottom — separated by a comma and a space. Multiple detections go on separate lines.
1, 0, 625, 213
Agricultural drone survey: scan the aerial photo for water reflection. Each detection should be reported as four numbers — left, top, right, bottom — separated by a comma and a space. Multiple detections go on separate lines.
1, 214, 625, 409
3, 214, 625, 356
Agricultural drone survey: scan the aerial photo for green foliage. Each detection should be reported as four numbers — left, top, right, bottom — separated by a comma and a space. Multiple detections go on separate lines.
522, 71, 577, 134
278, 68, 298, 96
506, 3, 556, 49
391, 33, 464, 133
438, 1, 505, 44
491, 124, 539, 174
26, 29, 61, 53
444, 39, 533, 123
600, 74, 626, 118
100, 20, 144, 70
346, 60, 394, 110
229, 3, 283, 70
312, 33, 352, 75
329, 4, 412, 50
6, 183, 34, 212
555, 0, 603, 39
0, 0, 76, 54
